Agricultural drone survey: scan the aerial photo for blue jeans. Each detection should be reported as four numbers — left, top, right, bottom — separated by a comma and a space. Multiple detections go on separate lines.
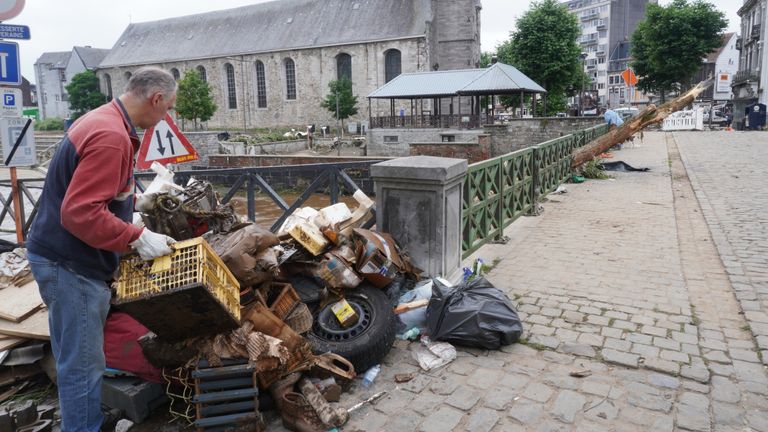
28, 252, 111, 432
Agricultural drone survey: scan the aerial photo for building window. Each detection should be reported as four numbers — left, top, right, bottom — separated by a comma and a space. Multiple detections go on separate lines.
255, 60, 267, 108
225, 63, 237, 109
104, 73, 113, 101
385, 49, 401, 83
383, 135, 399, 143
196, 65, 207, 82
124, 71, 132, 81
336, 53, 352, 82
285, 58, 296, 100
170, 68, 180, 81
59, 69, 66, 82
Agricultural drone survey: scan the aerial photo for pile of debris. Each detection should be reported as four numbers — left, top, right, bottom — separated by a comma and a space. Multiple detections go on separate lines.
0, 162, 526, 432
108, 163, 420, 431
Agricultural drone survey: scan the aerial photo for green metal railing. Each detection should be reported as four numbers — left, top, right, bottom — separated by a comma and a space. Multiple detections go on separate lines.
462, 123, 610, 257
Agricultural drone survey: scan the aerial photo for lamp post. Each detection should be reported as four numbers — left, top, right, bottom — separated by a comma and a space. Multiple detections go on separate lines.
579, 53, 588, 116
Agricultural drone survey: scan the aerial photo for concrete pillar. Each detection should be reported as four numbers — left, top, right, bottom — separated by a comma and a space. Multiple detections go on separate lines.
371, 156, 467, 281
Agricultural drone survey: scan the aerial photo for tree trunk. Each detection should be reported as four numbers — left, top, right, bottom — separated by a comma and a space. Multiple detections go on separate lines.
571, 79, 713, 169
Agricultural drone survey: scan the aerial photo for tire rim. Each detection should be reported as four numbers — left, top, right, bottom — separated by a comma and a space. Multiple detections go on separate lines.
313, 295, 374, 341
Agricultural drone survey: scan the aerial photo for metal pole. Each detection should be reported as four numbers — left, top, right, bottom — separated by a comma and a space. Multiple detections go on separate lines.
10, 168, 23, 244
336, 87, 341, 156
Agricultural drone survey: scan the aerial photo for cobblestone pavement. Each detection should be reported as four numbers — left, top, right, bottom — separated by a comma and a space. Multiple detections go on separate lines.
266, 131, 767, 432
128, 131, 768, 432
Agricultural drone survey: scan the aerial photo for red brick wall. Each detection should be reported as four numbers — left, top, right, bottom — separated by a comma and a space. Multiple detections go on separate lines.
409, 136, 490, 163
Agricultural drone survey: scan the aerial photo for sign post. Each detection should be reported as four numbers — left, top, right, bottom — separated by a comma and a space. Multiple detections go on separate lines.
2, 117, 33, 244
0, 0, 29, 243
621, 68, 638, 109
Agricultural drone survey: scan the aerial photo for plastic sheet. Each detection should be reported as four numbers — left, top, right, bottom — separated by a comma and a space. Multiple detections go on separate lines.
426, 277, 523, 349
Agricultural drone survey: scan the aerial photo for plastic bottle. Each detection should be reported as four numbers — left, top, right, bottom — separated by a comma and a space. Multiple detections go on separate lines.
399, 327, 421, 341
361, 364, 381, 388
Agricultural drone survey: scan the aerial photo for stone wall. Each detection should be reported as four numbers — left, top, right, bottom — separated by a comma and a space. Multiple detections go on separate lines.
485, 117, 603, 156
207, 155, 390, 168
98, 38, 427, 130
368, 128, 484, 156
219, 140, 308, 156
409, 135, 490, 164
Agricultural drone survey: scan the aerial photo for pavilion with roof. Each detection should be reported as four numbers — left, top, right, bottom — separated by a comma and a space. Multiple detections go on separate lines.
367, 61, 547, 129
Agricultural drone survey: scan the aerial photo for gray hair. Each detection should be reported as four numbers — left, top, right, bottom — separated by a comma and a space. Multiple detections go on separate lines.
124, 66, 177, 100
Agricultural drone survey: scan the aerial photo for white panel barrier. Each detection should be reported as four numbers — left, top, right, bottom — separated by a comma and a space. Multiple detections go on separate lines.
663, 108, 705, 131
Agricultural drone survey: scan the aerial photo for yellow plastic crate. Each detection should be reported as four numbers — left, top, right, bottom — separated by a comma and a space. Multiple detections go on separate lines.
115, 237, 241, 341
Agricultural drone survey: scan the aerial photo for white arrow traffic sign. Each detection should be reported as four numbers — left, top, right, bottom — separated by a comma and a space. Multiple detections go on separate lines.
136, 114, 198, 170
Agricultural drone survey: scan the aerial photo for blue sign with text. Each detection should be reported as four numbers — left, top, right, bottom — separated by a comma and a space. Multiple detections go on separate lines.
0, 41, 20, 86
0, 24, 29, 40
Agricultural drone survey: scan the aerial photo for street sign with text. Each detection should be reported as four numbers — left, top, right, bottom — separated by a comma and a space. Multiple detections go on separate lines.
1, 117, 35, 167
0, 24, 30, 40
0, 41, 21, 86
0, 88, 22, 117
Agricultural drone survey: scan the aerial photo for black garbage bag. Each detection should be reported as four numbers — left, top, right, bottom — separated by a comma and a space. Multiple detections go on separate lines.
426, 277, 523, 349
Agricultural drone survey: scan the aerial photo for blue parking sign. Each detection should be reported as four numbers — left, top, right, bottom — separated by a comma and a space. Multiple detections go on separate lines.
0, 41, 20, 86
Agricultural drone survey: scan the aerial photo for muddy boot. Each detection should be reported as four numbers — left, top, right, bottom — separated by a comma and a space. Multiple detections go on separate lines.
279, 392, 326, 432
268, 372, 302, 412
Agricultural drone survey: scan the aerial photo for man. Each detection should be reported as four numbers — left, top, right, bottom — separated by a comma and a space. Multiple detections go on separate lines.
26, 67, 177, 431
603, 107, 624, 127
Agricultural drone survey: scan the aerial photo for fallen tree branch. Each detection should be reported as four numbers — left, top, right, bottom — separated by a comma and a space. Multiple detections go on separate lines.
571, 79, 714, 168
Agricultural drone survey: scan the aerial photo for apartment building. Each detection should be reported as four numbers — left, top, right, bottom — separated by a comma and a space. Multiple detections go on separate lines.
563, 0, 653, 108
732, 0, 767, 126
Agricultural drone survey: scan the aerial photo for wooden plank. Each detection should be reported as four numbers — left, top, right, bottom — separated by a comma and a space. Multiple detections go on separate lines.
0, 279, 43, 322
0, 337, 26, 351
0, 308, 49, 340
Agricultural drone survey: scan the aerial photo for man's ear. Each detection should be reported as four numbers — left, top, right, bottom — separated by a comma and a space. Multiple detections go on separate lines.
150, 92, 163, 107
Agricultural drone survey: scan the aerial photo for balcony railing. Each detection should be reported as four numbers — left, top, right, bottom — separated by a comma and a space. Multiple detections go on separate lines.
732, 70, 759, 85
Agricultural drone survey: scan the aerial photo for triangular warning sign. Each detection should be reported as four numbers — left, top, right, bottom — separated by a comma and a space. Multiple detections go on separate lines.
136, 114, 198, 170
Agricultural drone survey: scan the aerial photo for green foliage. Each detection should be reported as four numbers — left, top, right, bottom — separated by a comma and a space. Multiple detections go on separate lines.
582, 158, 610, 179
631, 0, 727, 101
35, 117, 65, 131
321, 78, 358, 131
175, 69, 217, 130
495, 0, 583, 115
480, 52, 494, 68
65, 70, 106, 120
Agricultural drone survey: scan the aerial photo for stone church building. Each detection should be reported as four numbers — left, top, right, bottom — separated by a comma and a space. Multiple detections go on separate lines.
97, 0, 482, 130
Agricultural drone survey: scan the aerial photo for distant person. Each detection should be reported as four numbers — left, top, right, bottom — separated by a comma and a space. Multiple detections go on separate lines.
26, 67, 178, 432
724, 106, 733, 130
603, 108, 624, 127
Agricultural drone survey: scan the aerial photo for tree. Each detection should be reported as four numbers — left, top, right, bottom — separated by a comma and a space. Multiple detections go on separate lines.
496, 0, 584, 115
65, 70, 106, 120
175, 69, 217, 130
320, 78, 358, 135
631, 0, 726, 102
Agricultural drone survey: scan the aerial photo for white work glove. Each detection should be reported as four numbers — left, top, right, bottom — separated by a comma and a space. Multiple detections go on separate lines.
130, 229, 175, 261
134, 193, 157, 213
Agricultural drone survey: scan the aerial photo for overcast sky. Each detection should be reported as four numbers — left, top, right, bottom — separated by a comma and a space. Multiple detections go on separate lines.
11, 0, 743, 85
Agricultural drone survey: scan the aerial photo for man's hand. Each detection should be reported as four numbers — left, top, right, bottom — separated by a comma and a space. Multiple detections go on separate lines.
130, 229, 175, 260
134, 193, 157, 213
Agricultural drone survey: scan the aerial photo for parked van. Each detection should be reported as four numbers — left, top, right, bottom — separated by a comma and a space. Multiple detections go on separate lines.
613, 107, 639, 120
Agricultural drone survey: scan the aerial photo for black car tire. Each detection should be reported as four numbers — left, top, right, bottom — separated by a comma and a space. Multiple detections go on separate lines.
306, 284, 396, 373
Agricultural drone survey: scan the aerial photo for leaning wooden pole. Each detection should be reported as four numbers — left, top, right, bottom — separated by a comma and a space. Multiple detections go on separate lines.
572, 79, 714, 169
